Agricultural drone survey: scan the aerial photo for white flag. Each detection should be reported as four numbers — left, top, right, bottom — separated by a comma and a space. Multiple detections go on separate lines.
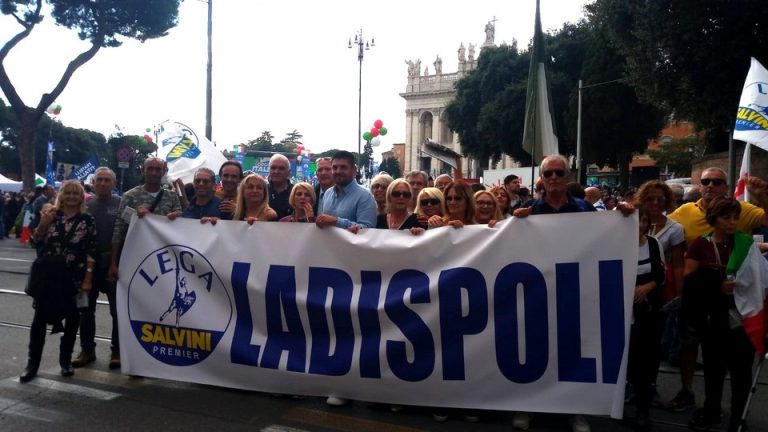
155, 121, 228, 183
734, 58, 768, 149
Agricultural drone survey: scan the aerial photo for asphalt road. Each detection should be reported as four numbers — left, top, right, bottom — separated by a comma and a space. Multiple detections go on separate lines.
1, 238, 766, 432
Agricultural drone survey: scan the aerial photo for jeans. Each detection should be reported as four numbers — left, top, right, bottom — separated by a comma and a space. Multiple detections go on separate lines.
78, 264, 119, 353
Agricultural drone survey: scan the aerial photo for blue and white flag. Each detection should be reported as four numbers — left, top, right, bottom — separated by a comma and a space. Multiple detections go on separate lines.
46, 141, 56, 185
155, 121, 228, 183
734, 58, 768, 149
68, 156, 100, 180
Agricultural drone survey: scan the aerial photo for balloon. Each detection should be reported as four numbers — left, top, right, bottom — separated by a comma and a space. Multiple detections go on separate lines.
143, 134, 153, 143
297, 155, 303, 161
379, 127, 388, 136
46, 103, 62, 115
370, 128, 379, 137
374, 119, 383, 129
145, 127, 152, 133
371, 136, 382, 147
363, 132, 372, 141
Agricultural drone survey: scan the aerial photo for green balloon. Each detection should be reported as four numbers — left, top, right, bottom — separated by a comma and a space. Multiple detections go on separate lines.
379, 127, 388, 136
363, 132, 373, 141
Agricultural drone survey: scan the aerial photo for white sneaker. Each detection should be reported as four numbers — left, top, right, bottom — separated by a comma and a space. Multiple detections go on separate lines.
570, 415, 590, 432
513, 412, 531, 430
326, 396, 348, 406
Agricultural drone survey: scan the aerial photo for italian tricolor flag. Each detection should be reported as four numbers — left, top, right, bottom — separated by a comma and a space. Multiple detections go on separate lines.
728, 232, 768, 355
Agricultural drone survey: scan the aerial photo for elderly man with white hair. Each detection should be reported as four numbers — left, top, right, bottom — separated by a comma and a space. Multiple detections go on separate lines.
268, 154, 294, 220
513, 154, 634, 432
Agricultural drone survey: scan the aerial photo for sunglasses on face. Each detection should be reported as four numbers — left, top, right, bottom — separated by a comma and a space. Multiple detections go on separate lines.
391, 191, 412, 199
445, 195, 464, 202
700, 178, 726, 186
542, 169, 566, 178
420, 198, 440, 206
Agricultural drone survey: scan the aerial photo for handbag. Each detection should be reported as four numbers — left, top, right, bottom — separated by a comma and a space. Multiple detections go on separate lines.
24, 213, 82, 299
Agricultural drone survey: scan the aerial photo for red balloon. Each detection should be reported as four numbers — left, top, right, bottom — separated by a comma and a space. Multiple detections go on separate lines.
374, 119, 383, 129
143, 134, 153, 143
370, 128, 380, 137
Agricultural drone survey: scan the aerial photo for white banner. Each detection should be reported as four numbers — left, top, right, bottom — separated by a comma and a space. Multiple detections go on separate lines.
117, 212, 638, 418
734, 57, 768, 149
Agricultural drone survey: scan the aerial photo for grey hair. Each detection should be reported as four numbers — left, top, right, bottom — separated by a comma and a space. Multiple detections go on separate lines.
269, 153, 290, 167
195, 167, 216, 180
405, 170, 429, 183
540, 154, 570, 173
93, 166, 117, 183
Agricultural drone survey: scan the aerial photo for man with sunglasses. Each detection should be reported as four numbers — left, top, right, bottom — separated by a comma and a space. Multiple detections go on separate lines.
180, 168, 222, 220
669, 167, 768, 246
513, 155, 597, 217
664, 167, 768, 414
512, 155, 632, 432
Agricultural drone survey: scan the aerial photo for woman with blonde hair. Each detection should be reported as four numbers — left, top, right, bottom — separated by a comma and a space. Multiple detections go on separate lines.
280, 182, 317, 223
489, 185, 512, 219
443, 181, 476, 228
21, 180, 97, 382
370, 173, 394, 215
375, 179, 423, 230
233, 174, 277, 223
474, 190, 502, 226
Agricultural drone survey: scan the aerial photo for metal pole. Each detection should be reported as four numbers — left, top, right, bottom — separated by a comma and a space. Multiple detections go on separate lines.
728, 131, 736, 194
358, 41, 363, 170
576, 79, 583, 183
205, 0, 213, 141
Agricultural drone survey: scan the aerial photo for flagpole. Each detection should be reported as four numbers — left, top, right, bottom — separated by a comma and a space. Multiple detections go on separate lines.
576, 79, 583, 182
728, 130, 736, 194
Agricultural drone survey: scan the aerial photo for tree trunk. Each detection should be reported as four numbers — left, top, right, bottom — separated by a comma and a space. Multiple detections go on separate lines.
19, 110, 40, 192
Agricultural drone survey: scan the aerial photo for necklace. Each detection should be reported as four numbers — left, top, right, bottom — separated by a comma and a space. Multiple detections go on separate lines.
388, 213, 407, 229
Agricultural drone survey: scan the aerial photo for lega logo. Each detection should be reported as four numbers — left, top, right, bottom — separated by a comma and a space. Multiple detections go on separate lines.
127, 245, 232, 366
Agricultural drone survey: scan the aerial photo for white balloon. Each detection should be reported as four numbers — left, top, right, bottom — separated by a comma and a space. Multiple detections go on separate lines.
297, 155, 303, 161
371, 136, 382, 147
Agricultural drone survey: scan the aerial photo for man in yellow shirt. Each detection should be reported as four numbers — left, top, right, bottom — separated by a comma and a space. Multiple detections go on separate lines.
665, 167, 768, 412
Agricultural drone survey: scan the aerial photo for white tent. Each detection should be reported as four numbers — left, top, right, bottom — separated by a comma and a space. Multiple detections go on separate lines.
0, 173, 22, 192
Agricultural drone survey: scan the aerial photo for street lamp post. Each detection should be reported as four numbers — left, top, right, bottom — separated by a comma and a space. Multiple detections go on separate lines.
349, 29, 374, 170
575, 78, 622, 182
205, 0, 213, 141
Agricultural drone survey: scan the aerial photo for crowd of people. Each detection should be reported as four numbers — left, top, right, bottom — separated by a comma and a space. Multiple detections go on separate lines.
3, 150, 766, 432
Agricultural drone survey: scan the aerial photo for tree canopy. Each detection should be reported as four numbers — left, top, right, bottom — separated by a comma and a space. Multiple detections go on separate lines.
0, 0, 181, 190
446, 19, 664, 183
586, 0, 768, 149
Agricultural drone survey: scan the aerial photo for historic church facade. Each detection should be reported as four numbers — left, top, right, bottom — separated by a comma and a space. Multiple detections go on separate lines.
399, 21, 518, 178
